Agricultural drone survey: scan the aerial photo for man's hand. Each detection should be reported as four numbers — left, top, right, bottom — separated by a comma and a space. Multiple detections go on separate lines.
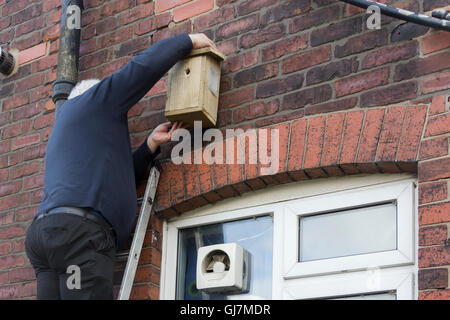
147, 121, 183, 152
188, 33, 219, 51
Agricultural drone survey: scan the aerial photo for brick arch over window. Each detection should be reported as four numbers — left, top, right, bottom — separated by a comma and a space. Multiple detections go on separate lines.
152, 97, 447, 222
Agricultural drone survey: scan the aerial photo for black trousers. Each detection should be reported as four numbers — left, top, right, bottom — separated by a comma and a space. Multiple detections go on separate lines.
25, 213, 117, 300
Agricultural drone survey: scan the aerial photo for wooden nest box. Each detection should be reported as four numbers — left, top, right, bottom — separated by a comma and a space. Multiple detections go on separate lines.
165, 47, 226, 128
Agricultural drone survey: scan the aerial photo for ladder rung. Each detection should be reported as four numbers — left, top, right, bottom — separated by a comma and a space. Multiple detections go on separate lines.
115, 250, 130, 261
137, 196, 153, 205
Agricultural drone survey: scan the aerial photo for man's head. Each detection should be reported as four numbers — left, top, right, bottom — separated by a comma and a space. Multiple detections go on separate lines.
68, 79, 101, 99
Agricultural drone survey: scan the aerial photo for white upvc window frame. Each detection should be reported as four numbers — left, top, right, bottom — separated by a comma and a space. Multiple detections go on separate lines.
160, 175, 418, 300
281, 268, 415, 300
160, 203, 275, 300
280, 181, 415, 279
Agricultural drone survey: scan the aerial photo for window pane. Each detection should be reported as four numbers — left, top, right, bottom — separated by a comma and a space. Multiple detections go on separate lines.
177, 215, 273, 300
332, 292, 396, 300
299, 203, 397, 262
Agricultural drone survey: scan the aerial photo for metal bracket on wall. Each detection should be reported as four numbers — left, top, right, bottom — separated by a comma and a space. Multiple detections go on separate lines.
340, 0, 450, 31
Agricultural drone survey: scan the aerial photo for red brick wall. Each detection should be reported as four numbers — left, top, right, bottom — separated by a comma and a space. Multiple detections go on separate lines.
0, 0, 449, 300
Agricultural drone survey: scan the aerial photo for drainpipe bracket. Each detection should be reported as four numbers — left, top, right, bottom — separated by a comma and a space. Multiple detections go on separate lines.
52, 80, 76, 103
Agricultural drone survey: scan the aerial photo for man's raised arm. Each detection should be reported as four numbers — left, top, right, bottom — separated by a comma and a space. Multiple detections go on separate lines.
133, 121, 183, 183
133, 140, 160, 183
93, 33, 194, 117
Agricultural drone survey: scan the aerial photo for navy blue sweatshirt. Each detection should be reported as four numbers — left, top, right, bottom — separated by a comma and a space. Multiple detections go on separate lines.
36, 33, 194, 248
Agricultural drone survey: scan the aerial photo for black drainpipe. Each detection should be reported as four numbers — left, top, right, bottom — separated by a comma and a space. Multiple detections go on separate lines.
52, 0, 84, 119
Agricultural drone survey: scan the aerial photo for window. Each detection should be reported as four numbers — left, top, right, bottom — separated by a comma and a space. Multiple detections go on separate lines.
299, 203, 397, 262
331, 292, 396, 300
161, 175, 417, 300
176, 216, 273, 300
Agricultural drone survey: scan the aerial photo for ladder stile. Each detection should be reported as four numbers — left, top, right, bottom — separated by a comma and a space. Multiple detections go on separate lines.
118, 163, 161, 300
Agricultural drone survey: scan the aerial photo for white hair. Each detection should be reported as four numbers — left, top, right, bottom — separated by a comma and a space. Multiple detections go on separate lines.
68, 79, 101, 99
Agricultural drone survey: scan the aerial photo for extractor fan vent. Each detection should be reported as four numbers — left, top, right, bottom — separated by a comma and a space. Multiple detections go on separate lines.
196, 243, 249, 294
204, 250, 231, 273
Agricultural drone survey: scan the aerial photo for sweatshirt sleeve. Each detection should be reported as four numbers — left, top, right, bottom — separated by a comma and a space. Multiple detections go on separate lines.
133, 140, 161, 183
91, 33, 193, 117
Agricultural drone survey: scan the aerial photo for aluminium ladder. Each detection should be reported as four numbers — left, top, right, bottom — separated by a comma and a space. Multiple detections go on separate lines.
117, 161, 161, 300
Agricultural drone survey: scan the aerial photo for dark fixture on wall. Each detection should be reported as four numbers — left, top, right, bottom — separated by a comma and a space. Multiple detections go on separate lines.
340, 0, 450, 31
0, 47, 17, 77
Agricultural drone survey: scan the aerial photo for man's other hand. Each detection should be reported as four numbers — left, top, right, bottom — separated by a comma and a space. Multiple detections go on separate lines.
147, 121, 184, 152
188, 33, 219, 51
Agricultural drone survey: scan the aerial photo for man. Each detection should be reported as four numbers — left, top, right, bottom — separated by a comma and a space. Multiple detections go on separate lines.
25, 33, 219, 299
